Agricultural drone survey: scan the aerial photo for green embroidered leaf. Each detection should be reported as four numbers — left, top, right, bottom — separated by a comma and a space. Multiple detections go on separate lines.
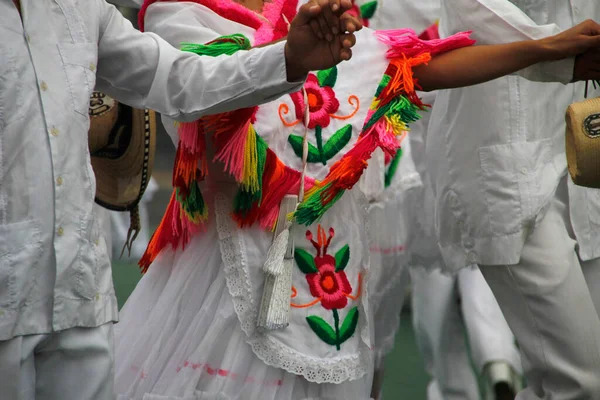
306, 315, 338, 346
323, 124, 352, 161
335, 245, 350, 272
317, 66, 338, 88
315, 125, 326, 165
360, 1, 378, 20
294, 249, 319, 274
288, 135, 321, 163
338, 307, 359, 343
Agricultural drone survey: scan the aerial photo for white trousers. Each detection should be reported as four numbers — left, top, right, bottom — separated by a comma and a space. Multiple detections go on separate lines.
479, 179, 600, 399
0, 323, 114, 400
411, 266, 521, 400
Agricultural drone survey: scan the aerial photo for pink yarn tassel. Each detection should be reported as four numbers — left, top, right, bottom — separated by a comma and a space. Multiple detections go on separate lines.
178, 121, 202, 152
375, 29, 475, 59
213, 120, 251, 182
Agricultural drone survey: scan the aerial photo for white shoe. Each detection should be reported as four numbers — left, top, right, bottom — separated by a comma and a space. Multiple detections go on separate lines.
483, 361, 523, 400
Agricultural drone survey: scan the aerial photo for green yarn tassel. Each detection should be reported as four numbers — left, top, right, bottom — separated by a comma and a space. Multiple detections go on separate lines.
294, 186, 345, 226
176, 182, 207, 221
233, 134, 268, 216
233, 188, 255, 217
180, 34, 251, 57
254, 135, 268, 202
388, 95, 422, 124
384, 148, 403, 188
364, 95, 421, 131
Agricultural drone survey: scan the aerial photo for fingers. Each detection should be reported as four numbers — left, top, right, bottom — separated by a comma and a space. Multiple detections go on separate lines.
309, 19, 324, 40
327, 0, 340, 12
317, 0, 340, 40
340, 13, 362, 34
314, 0, 356, 41
340, 48, 353, 61
340, 32, 356, 50
581, 19, 600, 36
338, 0, 353, 13
295, 1, 323, 26
316, 3, 334, 42
574, 47, 600, 81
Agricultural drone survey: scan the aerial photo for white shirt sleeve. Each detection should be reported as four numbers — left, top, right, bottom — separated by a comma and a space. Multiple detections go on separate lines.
94, 0, 305, 121
440, 0, 574, 84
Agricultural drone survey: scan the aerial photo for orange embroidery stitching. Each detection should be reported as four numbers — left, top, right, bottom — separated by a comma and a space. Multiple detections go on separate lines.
330, 95, 360, 121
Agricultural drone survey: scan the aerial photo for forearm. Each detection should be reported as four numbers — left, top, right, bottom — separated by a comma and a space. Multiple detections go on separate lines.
96, 0, 304, 121
414, 40, 556, 91
439, 0, 572, 83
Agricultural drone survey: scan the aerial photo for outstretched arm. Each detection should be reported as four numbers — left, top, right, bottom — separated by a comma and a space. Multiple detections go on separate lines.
415, 20, 600, 92
94, 0, 360, 121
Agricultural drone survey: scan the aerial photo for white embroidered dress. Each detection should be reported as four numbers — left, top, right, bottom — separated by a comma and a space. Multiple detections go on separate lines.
113, 1, 472, 399
114, 3, 392, 399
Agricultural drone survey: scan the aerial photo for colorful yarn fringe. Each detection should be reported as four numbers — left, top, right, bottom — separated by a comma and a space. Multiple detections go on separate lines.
294, 30, 475, 225
139, 35, 251, 272
138, 3, 475, 272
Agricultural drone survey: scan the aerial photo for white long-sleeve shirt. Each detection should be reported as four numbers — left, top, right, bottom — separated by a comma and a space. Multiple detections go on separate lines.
427, 0, 600, 270
0, 0, 303, 341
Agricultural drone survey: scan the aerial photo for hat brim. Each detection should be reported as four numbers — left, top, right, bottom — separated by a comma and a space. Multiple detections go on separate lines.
91, 105, 157, 211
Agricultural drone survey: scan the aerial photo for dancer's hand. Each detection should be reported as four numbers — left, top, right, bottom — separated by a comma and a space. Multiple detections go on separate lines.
285, 0, 362, 81
539, 19, 600, 61
574, 48, 600, 82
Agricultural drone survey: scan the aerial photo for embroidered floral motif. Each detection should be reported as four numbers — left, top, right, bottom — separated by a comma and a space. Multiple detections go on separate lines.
281, 68, 360, 164
288, 125, 353, 165
290, 74, 340, 129
292, 225, 360, 350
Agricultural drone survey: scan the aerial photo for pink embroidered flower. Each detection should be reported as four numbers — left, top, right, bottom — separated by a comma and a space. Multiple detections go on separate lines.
291, 74, 340, 129
304, 227, 352, 310
306, 262, 352, 310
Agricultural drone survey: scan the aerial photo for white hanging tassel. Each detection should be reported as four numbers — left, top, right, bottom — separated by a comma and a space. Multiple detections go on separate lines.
257, 195, 298, 331
257, 13, 309, 331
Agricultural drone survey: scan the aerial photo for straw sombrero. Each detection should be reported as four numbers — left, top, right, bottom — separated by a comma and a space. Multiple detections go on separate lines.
566, 95, 600, 188
88, 91, 157, 254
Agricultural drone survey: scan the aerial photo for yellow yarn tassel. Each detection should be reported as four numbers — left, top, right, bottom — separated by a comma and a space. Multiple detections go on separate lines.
241, 124, 260, 193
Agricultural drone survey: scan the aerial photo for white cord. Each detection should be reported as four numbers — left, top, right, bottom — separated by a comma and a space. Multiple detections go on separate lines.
282, 13, 310, 204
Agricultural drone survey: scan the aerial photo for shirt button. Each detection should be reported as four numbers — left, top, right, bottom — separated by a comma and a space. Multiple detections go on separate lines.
26, 34, 31, 42
57, 227, 64, 237
56, 176, 63, 186
520, 167, 528, 175
40, 81, 48, 91
50, 127, 59, 137
89, 63, 96, 72
450, 196, 459, 207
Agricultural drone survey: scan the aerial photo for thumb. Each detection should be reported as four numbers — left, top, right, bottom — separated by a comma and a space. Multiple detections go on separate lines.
292, 1, 322, 27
